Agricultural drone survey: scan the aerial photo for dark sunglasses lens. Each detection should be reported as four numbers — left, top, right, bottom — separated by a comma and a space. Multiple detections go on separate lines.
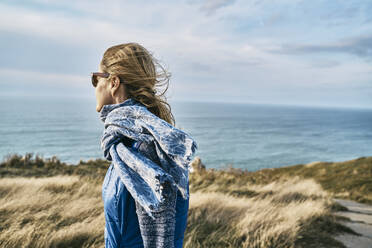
91, 75, 97, 87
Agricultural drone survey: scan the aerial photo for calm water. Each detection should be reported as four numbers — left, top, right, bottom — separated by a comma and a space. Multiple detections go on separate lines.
1, 95, 371, 171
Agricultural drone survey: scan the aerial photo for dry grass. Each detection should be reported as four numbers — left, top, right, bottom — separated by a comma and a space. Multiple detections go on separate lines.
0, 175, 105, 248
184, 176, 350, 248
0, 174, 351, 248
189, 156, 372, 205
0, 153, 365, 247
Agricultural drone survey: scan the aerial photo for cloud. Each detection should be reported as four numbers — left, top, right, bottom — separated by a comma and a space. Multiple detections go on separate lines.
0, 1, 268, 78
0, 67, 87, 86
0, 67, 91, 97
266, 34, 372, 62
0, 0, 372, 108
306, 59, 341, 68
0, 2, 151, 47
199, 0, 237, 16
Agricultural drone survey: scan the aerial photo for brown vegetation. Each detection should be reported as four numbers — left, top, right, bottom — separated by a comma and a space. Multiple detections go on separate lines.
0, 152, 369, 247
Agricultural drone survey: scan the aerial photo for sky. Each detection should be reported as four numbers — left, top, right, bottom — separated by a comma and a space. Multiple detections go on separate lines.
0, 0, 372, 109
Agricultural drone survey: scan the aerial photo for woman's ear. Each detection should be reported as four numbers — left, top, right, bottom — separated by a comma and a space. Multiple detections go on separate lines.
110, 76, 121, 97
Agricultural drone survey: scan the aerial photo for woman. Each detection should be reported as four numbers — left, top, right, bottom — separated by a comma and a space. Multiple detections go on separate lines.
92, 43, 197, 248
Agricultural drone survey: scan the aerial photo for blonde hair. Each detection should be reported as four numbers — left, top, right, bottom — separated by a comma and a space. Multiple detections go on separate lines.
100, 42, 176, 126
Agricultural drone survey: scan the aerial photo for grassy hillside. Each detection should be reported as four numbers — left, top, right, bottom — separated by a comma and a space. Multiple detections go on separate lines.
190, 156, 372, 205
0, 152, 370, 247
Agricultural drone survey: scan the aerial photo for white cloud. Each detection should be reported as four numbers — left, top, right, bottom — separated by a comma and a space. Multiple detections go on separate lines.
0, 67, 87, 86
0, 2, 272, 78
199, 0, 237, 16
0, 0, 371, 107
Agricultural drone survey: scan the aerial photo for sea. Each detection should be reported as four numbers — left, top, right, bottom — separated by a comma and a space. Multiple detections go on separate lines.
1, 95, 371, 171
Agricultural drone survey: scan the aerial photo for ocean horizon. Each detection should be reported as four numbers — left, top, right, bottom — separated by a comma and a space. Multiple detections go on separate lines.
1, 94, 371, 171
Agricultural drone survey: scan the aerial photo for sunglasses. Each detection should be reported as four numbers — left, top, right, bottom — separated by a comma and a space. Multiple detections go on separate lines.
91, 72, 110, 87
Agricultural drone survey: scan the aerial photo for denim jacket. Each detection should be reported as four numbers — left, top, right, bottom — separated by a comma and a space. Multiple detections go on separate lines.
102, 126, 190, 248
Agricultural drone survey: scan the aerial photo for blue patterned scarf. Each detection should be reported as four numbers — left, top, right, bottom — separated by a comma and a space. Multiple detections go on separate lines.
99, 98, 198, 220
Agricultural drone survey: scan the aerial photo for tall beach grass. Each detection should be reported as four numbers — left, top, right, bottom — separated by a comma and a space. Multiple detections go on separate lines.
0, 153, 367, 247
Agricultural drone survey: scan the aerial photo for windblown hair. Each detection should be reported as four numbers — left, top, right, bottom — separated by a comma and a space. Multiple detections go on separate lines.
100, 42, 176, 126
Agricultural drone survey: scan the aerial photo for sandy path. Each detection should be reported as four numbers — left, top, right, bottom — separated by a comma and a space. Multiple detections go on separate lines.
332, 198, 372, 248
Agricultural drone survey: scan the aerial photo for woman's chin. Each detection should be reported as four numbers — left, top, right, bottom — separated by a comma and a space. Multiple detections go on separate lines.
96, 104, 102, 112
